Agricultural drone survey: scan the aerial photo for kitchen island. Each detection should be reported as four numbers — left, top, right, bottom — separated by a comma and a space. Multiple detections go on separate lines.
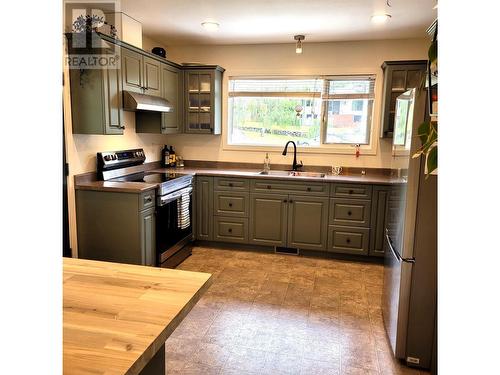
63, 258, 212, 375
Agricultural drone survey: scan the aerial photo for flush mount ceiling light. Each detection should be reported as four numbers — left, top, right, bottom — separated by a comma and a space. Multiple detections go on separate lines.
294, 35, 305, 54
201, 21, 219, 31
371, 14, 392, 24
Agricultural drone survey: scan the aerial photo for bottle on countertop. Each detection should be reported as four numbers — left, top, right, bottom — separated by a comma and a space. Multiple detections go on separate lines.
162, 145, 170, 168
169, 146, 176, 167
263, 152, 271, 172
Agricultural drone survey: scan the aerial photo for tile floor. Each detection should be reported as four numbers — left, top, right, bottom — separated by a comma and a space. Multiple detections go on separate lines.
166, 246, 429, 375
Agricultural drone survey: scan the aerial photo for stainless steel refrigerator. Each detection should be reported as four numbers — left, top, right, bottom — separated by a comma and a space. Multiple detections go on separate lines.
382, 88, 437, 371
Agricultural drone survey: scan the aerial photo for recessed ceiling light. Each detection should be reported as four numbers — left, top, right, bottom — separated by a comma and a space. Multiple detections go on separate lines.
201, 21, 219, 31
371, 14, 392, 24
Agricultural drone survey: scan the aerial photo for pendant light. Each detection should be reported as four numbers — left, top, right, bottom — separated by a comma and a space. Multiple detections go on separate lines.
294, 35, 305, 54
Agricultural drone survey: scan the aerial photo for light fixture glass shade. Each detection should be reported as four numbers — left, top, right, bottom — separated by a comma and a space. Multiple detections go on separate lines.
371, 14, 391, 24
296, 40, 302, 54
201, 21, 219, 31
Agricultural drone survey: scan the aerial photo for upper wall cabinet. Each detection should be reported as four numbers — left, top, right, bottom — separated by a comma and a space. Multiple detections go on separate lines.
135, 63, 184, 134
184, 66, 224, 135
121, 48, 161, 97
379, 60, 427, 138
69, 59, 124, 135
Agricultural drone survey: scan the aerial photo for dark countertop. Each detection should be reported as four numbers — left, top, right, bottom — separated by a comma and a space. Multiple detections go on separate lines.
152, 167, 403, 185
74, 165, 402, 194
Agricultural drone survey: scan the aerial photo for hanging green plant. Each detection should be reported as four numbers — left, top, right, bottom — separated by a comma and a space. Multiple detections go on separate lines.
413, 24, 438, 175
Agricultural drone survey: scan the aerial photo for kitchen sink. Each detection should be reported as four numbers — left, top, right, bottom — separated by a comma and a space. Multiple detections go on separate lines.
258, 170, 326, 178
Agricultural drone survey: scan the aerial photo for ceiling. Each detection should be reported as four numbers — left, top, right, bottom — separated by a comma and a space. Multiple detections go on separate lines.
120, 0, 437, 46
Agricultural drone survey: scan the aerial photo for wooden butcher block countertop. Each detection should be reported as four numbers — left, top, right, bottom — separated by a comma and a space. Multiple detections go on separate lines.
63, 258, 212, 375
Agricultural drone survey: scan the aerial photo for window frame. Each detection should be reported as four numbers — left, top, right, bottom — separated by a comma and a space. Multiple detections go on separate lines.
224, 74, 379, 155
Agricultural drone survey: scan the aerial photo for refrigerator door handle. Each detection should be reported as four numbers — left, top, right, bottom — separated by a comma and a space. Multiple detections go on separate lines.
385, 229, 415, 264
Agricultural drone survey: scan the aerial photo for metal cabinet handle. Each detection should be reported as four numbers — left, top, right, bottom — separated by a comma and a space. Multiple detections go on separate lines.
267, 185, 271, 189
228, 183, 233, 187
283, 199, 288, 203
119, 126, 125, 130
228, 203, 233, 207
228, 228, 232, 233
349, 189, 354, 194
347, 211, 352, 216
289, 200, 293, 203
144, 196, 152, 203
346, 238, 351, 244
307, 187, 311, 191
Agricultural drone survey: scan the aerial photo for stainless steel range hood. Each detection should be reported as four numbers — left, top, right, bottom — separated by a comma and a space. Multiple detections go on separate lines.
123, 90, 173, 112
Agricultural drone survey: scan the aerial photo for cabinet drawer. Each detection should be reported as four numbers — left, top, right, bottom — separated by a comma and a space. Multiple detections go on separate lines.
214, 191, 249, 217
214, 217, 249, 244
214, 177, 250, 191
251, 179, 328, 195
329, 198, 371, 227
331, 183, 372, 199
139, 190, 155, 211
328, 225, 370, 255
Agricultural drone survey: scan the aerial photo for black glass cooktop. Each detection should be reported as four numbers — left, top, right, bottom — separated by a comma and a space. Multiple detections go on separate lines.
110, 172, 187, 184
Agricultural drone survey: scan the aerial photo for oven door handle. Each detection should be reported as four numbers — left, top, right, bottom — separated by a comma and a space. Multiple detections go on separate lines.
158, 186, 193, 206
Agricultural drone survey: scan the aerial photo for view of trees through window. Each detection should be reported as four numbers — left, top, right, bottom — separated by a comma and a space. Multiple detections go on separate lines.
228, 77, 375, 147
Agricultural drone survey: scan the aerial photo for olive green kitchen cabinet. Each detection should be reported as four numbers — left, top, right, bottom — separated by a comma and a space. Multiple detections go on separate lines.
380, 60, 427, 137
196, 176, 214, 240
184, 66, 224, 134
121, 48, 161, 97
287, 195, 329, 251
76, 189, 156, 266
135, 63, 184, 134
249, 193, 288, 247
69, 61, 124, 135
369, 185, 391, 257
161, 64, 183, 133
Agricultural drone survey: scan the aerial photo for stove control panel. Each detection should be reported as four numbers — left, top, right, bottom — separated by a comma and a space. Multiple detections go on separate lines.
97, 148, 146, 176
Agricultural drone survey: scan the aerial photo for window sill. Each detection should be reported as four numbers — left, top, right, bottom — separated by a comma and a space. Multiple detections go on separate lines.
222, 143, 377, 156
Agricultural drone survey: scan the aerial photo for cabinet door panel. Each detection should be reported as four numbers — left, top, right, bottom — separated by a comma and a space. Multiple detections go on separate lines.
370, 185, 390, 257
161, 65, 182, 133
140, 208, 155, 266
287, 195, 329, 250
249, 193, 288, 247
121, 49, 143, 93
143, 56, 161, 97
103, 65, 123, 134
196, 177, 213, 240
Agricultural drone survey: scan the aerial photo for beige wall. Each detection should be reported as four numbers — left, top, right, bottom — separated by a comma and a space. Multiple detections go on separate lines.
143, 37, 429, 169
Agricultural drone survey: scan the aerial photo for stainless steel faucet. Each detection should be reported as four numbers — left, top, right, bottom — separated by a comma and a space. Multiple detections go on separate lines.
282, 141, 303, 171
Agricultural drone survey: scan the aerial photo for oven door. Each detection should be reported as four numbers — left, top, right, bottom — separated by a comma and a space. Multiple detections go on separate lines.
156, 186, 193, 264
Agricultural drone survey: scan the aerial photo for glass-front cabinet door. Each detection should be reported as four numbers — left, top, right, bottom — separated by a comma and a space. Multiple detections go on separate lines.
186, 71, 214, 133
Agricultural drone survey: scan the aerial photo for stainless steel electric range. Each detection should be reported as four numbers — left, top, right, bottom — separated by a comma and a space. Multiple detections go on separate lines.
97, 148, 194, 268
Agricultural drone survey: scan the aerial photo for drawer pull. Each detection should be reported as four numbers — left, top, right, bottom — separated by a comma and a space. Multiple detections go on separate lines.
228, 203, 233, 207
307, 187, 311, 191
346, 238, 351, 244
228, 228, 232, 233
228, 183, 233, 187
283, 199, 288, 203
347, 211, 352, 216
144, 196, 152, 203
289, 200, 293, 203
349, 189, 354, 194
267, 185, 271, 189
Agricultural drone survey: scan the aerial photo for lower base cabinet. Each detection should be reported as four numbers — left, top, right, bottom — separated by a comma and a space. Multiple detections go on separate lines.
327, 225, 370, 255
287, 195, 329, 250
249, 193, 328, 250
214, 216, 249, 244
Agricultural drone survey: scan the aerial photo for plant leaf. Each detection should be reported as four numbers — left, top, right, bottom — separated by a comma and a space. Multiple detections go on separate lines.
426, 145, 438, 174
428, 40, 438, 63
417, 121, 431, 144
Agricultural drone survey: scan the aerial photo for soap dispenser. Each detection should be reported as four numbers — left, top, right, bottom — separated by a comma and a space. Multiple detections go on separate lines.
263, 153, 271, 172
